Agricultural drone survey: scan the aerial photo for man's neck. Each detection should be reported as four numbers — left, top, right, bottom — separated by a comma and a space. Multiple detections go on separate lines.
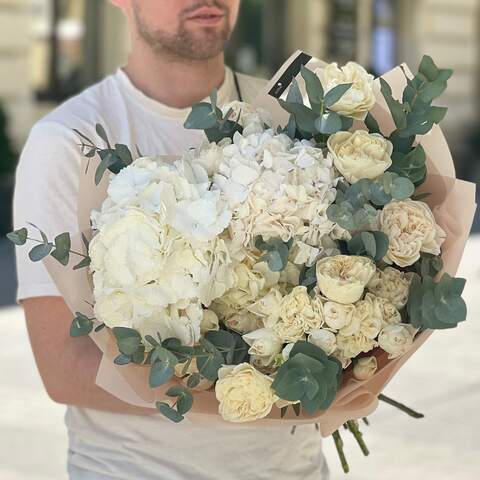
123, 45, 227, 110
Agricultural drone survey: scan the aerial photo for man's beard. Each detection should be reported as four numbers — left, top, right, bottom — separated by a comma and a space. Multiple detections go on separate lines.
133, 1, 231, 61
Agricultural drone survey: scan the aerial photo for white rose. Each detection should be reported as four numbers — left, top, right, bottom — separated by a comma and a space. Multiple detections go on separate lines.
215, 363, 277, 422
353, 356, 378, 380
315, 61, 376, 120
378, 324, 417, 359
367, 267, 413, 309
324, 301, 356, 331
273, 286, 324, 342
243, 328, 283, 366
354, 295, 383, 339
308, 329, 337, 355
201, 309, 220, 334
247, 287, 283, 326
316, 255, 376, 304
336, 332, 377, 359
366, 293, 401, 327
89, 209, 165, 288
380, 200, 446, 267
327, 130, 393, 184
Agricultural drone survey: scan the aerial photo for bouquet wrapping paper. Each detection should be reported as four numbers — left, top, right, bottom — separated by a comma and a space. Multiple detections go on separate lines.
44, 51, 476, 436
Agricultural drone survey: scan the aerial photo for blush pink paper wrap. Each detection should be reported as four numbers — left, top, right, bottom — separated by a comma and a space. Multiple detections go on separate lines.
43, 51, 477, 436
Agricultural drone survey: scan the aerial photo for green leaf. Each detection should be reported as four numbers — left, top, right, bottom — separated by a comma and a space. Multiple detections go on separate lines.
429, 106, 448, 124
187, 373, 202, 389
196, 339, 224, 381
156, 402, 185, 423
114, 354, 131, 365
286, 78, 303, 104
278, 99, 318, 134
94, 152, 117, 186
50, 232, 71, 266
113, 327, 143, 356
114, 143, 133, 167
419, 80, 447, 103
324, 83, 353, 109
314, 112, 343, 135
149, 348, 178, 387
73, 256, 91, 270
95, 124, 111, 147
70, 312, 94, 337
184, 103, 219, 130
166, 385, 194, 415
390, 176, 415, 200
380, 78, 407, 129
7, 228, 28, 245
301, 65, 324, 110
29, 243, 53, 262
364, 113, 380, 134
418, 55, 439, 82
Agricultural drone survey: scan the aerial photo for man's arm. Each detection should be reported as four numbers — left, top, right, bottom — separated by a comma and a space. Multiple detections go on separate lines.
23, 296, 156, 415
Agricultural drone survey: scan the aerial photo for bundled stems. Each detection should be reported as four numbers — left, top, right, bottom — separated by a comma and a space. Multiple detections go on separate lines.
346, 421, 369, 456
379, 394, 425, 419
332, 430, 349, 474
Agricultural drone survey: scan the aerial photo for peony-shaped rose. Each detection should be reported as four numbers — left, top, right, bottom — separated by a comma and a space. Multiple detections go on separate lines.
272, 286, 324, 342
327, 130, 393, 184
308, 329, 337, 355
215, 363, 277, 422
315, 61, 376, 120
89, 209, 165, 289
353, 356, 378, 380
316, 255, 376, 304
336, 332, 377, 359
378, 324, 417, 359
354, 295, 383, 339
367, 267, 413, 309
380, 200, 446, 267
366, 293, 401, 327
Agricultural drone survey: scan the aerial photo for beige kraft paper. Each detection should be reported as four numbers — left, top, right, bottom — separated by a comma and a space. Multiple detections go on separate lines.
44, 51, 477, 436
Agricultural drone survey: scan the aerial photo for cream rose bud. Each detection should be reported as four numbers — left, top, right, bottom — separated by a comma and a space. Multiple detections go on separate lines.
221, 101, 273, 135
353, 356, 378, 381
367, 267, 413, 310
243, 328, 283, 365
215, 363, 277, 422
378, 324, 417, 359
200, 309, 220, 334
222, 312, 262, 334
327, 130, 393, 184
324, 301, 356, 330
274, 286, 324, 342
308, 329, 337, 355
315, 61, 376, 120
380, 200, 446, 268
316, 255, 376, 305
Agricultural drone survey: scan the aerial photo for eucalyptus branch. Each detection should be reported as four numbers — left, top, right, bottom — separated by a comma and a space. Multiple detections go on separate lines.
26, 237, 88, 259
379, 394, 425, 419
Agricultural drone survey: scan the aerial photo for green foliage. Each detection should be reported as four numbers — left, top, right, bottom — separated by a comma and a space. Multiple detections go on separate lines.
412, 253, 444, 279
327, 173, 415, 232
70, 312, 94, 337
113, 327, 145, 364
50, 232, 71, 266
347, 231, 389, 262
277, 69, 354, 144
299, 264, 317, 292
407, 273, 467, 329
255, 236, 293, 272
73, 124, 134, 185
184, 89, 243, 142
156, 402, 185, 423
7, 228, 28, 245
166, 385, 194, 415
389, 145, 427, 186
271, 341, 342, 414
149, 348, 178, 387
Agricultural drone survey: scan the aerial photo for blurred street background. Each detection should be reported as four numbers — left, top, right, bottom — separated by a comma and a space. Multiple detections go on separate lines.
0, 0, 479, 479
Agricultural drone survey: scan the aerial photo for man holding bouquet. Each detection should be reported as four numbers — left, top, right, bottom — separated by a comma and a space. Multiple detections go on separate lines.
14, 1, 330, 479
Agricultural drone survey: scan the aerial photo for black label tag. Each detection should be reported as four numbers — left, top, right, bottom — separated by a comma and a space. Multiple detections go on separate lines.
268, 52, 313, 99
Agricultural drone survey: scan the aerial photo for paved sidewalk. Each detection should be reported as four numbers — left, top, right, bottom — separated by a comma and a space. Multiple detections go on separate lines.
1, 237, 479, 479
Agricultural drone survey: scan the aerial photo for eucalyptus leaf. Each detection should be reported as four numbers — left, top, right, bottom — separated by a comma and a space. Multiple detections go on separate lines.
156, 402, 185, 423
73, 256, 91, 271
324, 83, 353, 109
149, 348, 178, 388
301, 65, 324, 110
286, 78, 303, 105
166, 385, 193, 415
70, 312, 93, 337
7, 228, 28, 245
29, 243, 53, 262
314, 112, 342, 135
278, 100, 318, 134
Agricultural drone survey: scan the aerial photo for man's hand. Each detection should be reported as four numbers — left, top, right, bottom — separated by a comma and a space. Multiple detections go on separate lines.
22, 296, 156, 415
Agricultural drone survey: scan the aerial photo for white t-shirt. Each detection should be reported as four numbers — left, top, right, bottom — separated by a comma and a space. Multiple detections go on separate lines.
14, 67, 329, 480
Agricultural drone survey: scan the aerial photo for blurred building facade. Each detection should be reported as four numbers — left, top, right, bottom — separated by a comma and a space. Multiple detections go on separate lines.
0, 0, 478, 167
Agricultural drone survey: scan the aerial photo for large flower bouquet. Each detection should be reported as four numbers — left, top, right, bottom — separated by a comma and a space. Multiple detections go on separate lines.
10, 52, 476, 472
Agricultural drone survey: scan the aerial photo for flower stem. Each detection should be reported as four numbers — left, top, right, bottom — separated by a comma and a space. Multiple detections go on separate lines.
378, 394, 425, 419
332, 430, 349, 474
362, 417, 370, 426
346, 420, 369, 456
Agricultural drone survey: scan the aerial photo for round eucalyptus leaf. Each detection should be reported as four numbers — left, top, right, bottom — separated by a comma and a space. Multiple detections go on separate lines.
391, 176, 415, 200
314, 112, 342, 135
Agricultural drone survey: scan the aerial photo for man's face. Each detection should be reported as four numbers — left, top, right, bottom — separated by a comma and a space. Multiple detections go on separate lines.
125, 0, 241, 60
